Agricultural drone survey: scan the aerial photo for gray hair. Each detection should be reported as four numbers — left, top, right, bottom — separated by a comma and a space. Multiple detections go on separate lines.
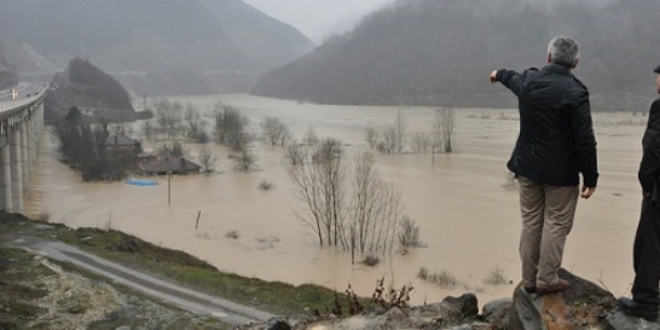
548, 37, 580, 68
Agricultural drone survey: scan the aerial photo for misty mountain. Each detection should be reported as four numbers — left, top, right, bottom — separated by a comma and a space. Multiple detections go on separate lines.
197, 0, 314, 70
252, 0, 660, 111
0, 0, 313, 95
0, 43, 18, 90
45, 58, 140, 124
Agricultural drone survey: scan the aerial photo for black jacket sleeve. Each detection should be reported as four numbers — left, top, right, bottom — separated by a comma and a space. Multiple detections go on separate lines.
571, 90, 599, 187
496, 69, 524, 97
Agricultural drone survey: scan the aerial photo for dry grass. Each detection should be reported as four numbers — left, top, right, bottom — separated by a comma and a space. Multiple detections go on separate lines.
417, 267, 458, 289
483, 267, 508, 286
256, 235, 281, 250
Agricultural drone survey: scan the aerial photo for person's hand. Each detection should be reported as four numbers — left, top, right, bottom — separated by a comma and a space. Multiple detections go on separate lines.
489, 70, 498, 83
581, 186, 596, 199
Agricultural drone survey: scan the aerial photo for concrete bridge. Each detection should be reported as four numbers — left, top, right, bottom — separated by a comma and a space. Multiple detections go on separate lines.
0, 86, 46, 214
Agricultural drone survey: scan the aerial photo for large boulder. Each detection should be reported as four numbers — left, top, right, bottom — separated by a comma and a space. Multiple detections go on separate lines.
483, 298, 512, 329
509, 268, 617, 329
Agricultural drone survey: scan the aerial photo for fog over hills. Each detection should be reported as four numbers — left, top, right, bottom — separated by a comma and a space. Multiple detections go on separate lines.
0, 43, 18, 90
0, 0, 314, 95
252, 0, 660, 111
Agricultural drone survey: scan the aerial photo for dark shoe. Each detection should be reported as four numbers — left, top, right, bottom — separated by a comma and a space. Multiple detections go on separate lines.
536, 279, 571, 294
618, 297, 658, 322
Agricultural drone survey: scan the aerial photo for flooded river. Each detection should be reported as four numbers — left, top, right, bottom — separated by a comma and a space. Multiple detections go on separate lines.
27, 94, 648, 305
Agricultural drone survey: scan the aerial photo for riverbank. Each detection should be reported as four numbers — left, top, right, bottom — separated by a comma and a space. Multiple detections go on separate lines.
0, 212, 369, 325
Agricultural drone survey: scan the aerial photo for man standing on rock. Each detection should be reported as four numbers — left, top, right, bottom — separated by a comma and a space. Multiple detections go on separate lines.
489, 36, 598, 294
618, 65, 660, 322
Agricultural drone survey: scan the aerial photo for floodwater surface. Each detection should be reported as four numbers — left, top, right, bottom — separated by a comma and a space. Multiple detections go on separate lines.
27, 94, 648, 305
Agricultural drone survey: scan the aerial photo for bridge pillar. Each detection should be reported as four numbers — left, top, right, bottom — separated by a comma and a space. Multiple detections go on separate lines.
10, 126, 23, 213
21, 121, 28, 193
1, 135, 11, 213
29, 115, 36, 171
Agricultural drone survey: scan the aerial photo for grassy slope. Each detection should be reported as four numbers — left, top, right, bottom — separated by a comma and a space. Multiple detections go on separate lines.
0, 212, 369, 318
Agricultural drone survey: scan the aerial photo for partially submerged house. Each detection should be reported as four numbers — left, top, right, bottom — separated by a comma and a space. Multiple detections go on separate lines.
104, 135, 141, 155
140, 157, 201, 175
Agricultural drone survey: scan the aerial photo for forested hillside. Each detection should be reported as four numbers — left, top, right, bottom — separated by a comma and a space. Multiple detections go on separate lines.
252, 0, 660, 111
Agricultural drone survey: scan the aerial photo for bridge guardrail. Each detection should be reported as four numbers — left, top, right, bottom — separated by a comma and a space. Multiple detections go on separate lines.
0, 87, 47, 120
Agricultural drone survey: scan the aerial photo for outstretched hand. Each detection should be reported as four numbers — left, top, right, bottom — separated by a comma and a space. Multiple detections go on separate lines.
581, 186, 596, 199
489, 70, 498, 83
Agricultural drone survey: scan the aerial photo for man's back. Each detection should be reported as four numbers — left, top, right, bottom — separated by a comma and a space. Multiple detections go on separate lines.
496, 63, 598, 187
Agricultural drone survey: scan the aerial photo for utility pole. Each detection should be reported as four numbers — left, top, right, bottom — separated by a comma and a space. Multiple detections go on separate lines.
167, 171, 172, 204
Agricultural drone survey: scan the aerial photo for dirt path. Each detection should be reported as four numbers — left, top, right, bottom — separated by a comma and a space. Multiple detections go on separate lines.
0, 235, 274, 325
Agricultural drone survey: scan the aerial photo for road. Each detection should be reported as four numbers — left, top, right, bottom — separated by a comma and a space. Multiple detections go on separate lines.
0, 235, 274, 325
0, 82, 48, 111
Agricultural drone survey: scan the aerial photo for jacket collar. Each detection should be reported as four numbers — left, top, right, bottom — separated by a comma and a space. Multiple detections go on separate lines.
542, 63, 573, 77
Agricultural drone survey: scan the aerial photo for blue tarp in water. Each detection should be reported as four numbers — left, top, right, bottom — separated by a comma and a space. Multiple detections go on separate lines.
125, 179, 158, 187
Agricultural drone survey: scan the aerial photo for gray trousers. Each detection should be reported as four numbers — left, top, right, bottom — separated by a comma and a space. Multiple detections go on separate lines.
518, 176, 579, 287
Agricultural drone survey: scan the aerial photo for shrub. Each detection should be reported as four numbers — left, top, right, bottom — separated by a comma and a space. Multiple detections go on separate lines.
258, 180, 274, 191
225, 230, 240, 240
362, 255, 380, 267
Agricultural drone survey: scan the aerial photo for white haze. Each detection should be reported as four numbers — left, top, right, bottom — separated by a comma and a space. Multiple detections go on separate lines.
242, 0, 395, 43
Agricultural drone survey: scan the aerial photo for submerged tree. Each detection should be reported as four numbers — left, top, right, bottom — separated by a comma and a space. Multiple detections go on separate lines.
289, 144, 404, 253
52, 106, 137, 181
213, 102, 252, 151
261, 117, 290, 147
197, 144, 218, 175
350, 152, 401, 253
436, 108, 456, 153
290, 138, 347, 247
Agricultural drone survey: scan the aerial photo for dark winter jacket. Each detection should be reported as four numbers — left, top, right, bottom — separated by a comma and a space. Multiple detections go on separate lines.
639, 98, 660, 201
496, 64, 598, 187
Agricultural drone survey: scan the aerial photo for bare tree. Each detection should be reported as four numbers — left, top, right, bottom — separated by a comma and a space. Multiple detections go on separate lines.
234, 149, 258, 172
261, 117, 290, 146
213, 101, 252, 151
289, 138, 348, 247
350, 152, 401, 253
410, 133, 430, 153
395, 109, 406, 153
364, 126, 379, 149
285, 141, 304, 166
290, 147, 404, 254
379, 126, 397, 154
154, 99, 184, 139
197, 144, 218, 175
185, 103, 208, 143
398, 215, 422, 254
438, 108, 456, 153
303, 124, 319, 146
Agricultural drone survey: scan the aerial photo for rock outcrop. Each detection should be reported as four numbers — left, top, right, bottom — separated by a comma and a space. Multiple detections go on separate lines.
236, 268, 660, 330
45, 58, 144, 124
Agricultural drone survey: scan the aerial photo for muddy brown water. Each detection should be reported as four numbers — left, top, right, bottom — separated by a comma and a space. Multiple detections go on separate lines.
27, 94, 648, 306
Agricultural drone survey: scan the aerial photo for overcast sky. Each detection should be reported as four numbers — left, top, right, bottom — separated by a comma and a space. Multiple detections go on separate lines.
243, 0, 395, 43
